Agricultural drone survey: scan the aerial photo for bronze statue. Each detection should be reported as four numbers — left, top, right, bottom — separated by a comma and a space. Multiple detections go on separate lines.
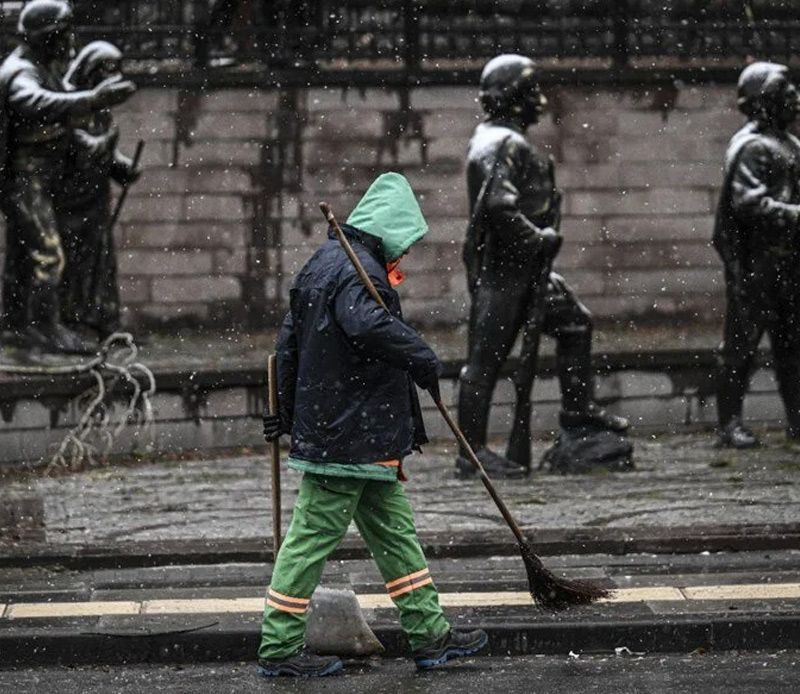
714, 61, 800, 448
58, 41, 140, 339
0, 0, 135, 354
457, 54, 629, 478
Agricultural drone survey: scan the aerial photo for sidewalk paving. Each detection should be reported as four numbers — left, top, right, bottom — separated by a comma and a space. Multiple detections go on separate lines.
1, 431, 800, 665
2, 432, 799, 550
1, 550, 799, 664
3, 651, 799, 694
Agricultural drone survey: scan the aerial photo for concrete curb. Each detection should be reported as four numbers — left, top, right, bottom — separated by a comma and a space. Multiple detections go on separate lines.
3, 523, 799, 570
2, 614, 799, 666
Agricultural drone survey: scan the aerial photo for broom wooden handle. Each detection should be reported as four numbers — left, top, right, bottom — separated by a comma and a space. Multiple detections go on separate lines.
319, 201, 528, 548
267, 354, 282, 556
432, 399, 527, 545
320, 202, 389, 310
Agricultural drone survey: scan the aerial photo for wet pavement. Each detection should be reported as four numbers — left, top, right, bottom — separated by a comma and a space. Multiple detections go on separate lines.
1, 432, 799, 547
1, 651, 798, 693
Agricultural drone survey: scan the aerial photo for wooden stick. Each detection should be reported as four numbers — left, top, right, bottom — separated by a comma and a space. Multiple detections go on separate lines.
267, 354, 282, 557
109, 139, 145, 232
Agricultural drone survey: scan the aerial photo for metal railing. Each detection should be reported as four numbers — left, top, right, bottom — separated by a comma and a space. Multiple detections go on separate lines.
0, 1, 798, 73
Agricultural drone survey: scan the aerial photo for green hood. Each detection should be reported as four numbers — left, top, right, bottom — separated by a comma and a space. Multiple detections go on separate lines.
346, 172, 428, 262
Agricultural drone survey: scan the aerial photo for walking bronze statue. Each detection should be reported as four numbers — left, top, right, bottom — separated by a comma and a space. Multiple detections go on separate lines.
0, 0, 135, 354
714, 61, 800, 448
457, 54, 631, 478
58, 41, 141, 339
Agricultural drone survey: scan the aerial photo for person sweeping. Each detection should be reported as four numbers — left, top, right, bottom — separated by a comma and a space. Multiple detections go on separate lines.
258, 172, 489, 677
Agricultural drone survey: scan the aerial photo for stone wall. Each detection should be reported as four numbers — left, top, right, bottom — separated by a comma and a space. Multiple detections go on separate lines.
0, 82, 742, 331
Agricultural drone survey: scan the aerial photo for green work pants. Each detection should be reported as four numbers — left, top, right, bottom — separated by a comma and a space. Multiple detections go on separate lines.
258, 473, 450, 660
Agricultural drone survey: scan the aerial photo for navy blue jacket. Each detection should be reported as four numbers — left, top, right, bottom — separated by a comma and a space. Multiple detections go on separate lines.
276, 225, 438, 464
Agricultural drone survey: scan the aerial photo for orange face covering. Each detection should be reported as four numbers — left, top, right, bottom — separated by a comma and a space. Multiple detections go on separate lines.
386, 259, 405, 287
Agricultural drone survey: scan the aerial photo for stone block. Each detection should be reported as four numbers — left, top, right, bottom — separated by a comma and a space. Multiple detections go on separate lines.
116, 111, 176, 141
677, 85, 735, 111
118, 140, 173, 168
605, 268, 723, 296
605, 214, 716, 243
588, 241, 719, 270
137, 168, 190, 195
306, 109, 385, 140
553, 242, 607, 270
184, 167, 254, 193
118, 275, 150, 303
192, 112, 268, 140
199, 89, 279, 112
403, 297, 468, 326
395, 272, 448, 300
608, 135, 724, 163
743, 392, 786, 424
308, 87, 398, 111
122, 222, 248, 250
749, 369, 778, 393
618, 161, 721, 189
559, 110, 619, 136
185, 195, 246, 221
152, 277, 241, 303
568, 189, 711, 217
204, 389, 251, 418
0, 400, 51, 430
424, 109, 483, 139
178, 140, 264, 167
118, 88, 177, 114
556, 269, 605, 295
616, 372, 675, 399
132, 302, 209, 323
281, 245, 316, 276
561, 138, 615, 164
213, 249, 248, 274
410, 87, 474, 110
624, 395, 689, 432
119, 194, 183, 223
151, 393, 190, 421
118, 250, 213, 276
559, 164, 621, 189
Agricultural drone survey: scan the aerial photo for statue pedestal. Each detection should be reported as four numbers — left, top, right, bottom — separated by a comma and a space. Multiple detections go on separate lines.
0, 329, 784, 469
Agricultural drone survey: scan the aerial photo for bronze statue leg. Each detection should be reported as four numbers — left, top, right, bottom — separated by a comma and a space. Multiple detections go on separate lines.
541, 276, 593, 416
767, 278, 800, 437
718, 288, 764, 429
458, 282, 529, 452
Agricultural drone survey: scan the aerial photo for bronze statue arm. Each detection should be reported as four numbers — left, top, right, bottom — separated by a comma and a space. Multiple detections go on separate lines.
7, 71, 135, 122
730, 142, 800, 236
483, 139, 556, 251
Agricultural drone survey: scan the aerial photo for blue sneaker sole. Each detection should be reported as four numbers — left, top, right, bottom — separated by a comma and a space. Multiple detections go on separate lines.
256, 659, 343, 678
414, 632, 489, 670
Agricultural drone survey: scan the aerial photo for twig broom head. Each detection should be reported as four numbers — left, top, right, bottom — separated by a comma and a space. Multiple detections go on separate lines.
520, 541, 612, 610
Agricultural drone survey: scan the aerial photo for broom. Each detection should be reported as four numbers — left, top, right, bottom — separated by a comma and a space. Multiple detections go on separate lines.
319, 201, 611, 610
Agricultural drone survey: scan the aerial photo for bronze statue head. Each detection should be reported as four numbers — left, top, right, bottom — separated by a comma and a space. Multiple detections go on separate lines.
64, 41, 124, 90
479, 54, 547, 127
18, 0, 74, 62
737, 61, 800, 129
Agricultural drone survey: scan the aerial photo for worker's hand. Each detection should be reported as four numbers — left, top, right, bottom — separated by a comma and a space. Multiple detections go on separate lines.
262, 408, 282, 442
416, 371, 441, 403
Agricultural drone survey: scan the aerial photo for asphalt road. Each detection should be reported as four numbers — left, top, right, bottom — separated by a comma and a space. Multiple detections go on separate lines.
1, 651, 798, 694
